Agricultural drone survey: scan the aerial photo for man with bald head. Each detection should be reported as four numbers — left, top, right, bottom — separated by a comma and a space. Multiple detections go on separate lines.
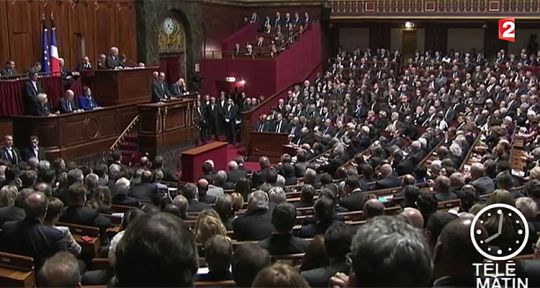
0, 192, 67, 268
433, 219, 486, 287
227, 160, 247, 185
130, 170, 161, 206
400, 207, 425, 229
363, 199, 385, 219
197, 178, 216, 204
59, 89, 80, 114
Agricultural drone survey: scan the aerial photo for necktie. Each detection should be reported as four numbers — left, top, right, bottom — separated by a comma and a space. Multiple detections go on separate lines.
34, 148, 39, 159
276, 122, 281, 133
67, 101, 72, 112
33, 82, 37, 92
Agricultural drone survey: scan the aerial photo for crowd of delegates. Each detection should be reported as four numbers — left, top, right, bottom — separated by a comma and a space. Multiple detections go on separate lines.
232, 11, 312, 58
3, 46, 540, 287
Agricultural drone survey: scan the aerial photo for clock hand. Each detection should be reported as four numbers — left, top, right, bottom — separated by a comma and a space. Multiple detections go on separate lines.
497, 214, 504, 235
484, 232, 500, 243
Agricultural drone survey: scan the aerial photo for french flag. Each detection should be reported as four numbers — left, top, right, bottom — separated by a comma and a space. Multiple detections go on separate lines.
49, 22, 60, 75
41, 17, 50, 73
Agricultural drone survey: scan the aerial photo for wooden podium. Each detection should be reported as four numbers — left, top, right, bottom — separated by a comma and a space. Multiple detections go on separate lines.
248, 132, 289, 162
181, 142, 228, 182
92, 68, 154, 106
12, 105, 138, 160
138, 98, 197, 157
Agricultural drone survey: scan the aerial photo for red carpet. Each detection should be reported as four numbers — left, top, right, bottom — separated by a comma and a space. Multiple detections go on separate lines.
225, 144, 260, 171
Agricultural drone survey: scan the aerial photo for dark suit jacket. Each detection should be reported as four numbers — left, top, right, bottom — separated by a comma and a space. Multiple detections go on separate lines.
233, 208, 273, 241
375, 175, 401, 189
0, 147, 22, 165
301, 261, 349, 288
130, 182, 161, 206
23, 146, 46, 161
105, 55, 122, 69
24, 80, 44, 114
76, 63, 92, 72
298, 219, 341, 238
111, 194, 140, 207
59, 205, 111, 230
471, 176, 495, 194
152, 81, 170, 102
227, 169, 247, 184
58, 98, 78, 113
340, 189, 368, 211
187, 200, 212, 213
33, 103, 52, 116
252, 167, 273, 188
258, 233, 309, 255
0, 206, 25, 228
0, 218, 67, 268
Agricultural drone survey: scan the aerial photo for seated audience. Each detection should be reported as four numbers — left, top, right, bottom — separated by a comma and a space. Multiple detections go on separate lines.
43, 197, 81, 256
183, 182, 211, 212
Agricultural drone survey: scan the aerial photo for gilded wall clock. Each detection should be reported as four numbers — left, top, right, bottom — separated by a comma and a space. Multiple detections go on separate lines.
158, 16, 184, 53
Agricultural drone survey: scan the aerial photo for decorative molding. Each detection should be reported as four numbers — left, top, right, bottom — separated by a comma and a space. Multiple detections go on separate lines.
199, 0, 325, 7
327, 0, 540, 18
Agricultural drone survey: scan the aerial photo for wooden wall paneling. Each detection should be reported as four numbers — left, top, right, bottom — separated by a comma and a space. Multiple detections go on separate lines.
117, 0, 137, 64
0, 1, 10, 64
7, 1, 35, 71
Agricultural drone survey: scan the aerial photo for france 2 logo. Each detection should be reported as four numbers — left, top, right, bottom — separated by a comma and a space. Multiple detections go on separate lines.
498, 18, 515, 42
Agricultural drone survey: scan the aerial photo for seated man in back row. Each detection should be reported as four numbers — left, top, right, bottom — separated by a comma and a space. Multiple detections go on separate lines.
59, 89, 83, 114
78, 86, 101, 111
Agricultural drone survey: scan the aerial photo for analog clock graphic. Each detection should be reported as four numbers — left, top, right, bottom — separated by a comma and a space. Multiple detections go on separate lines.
470, 203, 529, 261
163, 17, 175, 35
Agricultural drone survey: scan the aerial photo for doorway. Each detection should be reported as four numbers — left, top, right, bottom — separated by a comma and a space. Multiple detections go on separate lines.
402, 29, 417, 60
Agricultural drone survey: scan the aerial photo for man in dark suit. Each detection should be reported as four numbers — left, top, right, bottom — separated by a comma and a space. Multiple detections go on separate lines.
252, 156, 273, 188
470, 163, 495, 194
183, 183, 211, 213
226, 160, 247, 185
340, 175, 367, 211
105, 47, 123, 69
0, 192, 67, 269
258, 203, 309, 255
130, 170, 161, 207
59, 58, 74, 89
76, 56, 92, 72
224, 98, 239, 144
0, 60, 17, 76
206, 97, 220, 139
301, 223, 353, 287
111, 180, 139, 207
273, 113, 290, 134
58, 89, 80, 114
233, 191, 273, 241
375, 164, 401, 189
197, 178, 216, 204
23, 135, 46, 162
152, 72, 171, 103
59, 184, 111, 232
0, 135, 22, 165
24, 72, 44, 115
